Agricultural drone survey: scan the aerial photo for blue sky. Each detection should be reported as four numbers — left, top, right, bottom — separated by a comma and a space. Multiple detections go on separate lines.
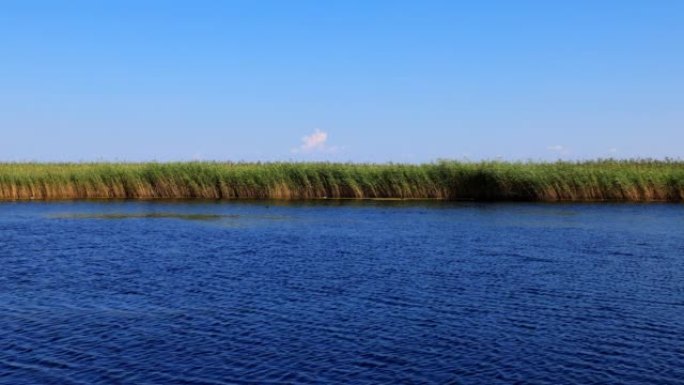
1, 1, 682, 162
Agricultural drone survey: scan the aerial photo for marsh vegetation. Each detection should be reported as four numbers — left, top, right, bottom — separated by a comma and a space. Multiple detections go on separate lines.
0, 160, 682, 201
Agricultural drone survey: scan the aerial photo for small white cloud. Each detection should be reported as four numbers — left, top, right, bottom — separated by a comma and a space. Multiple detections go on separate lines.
547, 145, 570, 156
292, 129, 337, 153
608, 147, 618, 154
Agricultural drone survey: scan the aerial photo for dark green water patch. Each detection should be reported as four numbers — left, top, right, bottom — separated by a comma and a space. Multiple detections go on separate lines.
52, 213, 233, 221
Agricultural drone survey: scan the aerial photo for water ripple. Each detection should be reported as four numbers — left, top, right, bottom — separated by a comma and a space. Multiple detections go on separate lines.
1, 202, 683, 384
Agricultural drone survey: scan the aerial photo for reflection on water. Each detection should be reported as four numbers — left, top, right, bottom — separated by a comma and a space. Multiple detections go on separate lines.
1, 201, 684, 384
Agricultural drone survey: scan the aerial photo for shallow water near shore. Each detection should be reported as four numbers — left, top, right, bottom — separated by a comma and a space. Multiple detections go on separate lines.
1, 201, 684, 384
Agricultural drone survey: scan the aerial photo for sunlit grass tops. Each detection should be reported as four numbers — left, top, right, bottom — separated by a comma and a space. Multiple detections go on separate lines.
0, 160, 682, 201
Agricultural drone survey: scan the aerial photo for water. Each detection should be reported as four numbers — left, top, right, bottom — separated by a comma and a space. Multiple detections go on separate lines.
1, 201, 684, 384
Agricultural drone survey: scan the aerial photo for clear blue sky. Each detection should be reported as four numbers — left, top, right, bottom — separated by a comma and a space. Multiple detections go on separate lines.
1, 1, 682, 162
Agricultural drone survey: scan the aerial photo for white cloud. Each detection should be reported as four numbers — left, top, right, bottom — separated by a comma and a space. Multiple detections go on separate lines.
546, 144, 571, 157
608, 147, 618, 154
292, 129, 337, 153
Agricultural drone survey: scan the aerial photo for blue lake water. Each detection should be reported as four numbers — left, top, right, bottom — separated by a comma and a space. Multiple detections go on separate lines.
1, 201, 684, 384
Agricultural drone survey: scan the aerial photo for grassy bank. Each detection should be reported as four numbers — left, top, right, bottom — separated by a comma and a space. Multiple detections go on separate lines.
0, 160, 683, 201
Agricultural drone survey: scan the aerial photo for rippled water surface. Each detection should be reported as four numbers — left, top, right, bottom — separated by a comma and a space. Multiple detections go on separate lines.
2, 201, 684, 384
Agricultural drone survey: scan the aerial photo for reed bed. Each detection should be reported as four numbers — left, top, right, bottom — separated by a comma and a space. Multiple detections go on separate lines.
0, 160, 682, 201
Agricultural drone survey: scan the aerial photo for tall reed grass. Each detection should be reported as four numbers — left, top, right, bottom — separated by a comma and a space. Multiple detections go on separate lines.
0, 160, 682, 201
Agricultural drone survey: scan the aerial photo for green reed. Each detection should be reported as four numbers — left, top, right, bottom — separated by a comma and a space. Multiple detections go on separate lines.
0, 160, 682, 201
